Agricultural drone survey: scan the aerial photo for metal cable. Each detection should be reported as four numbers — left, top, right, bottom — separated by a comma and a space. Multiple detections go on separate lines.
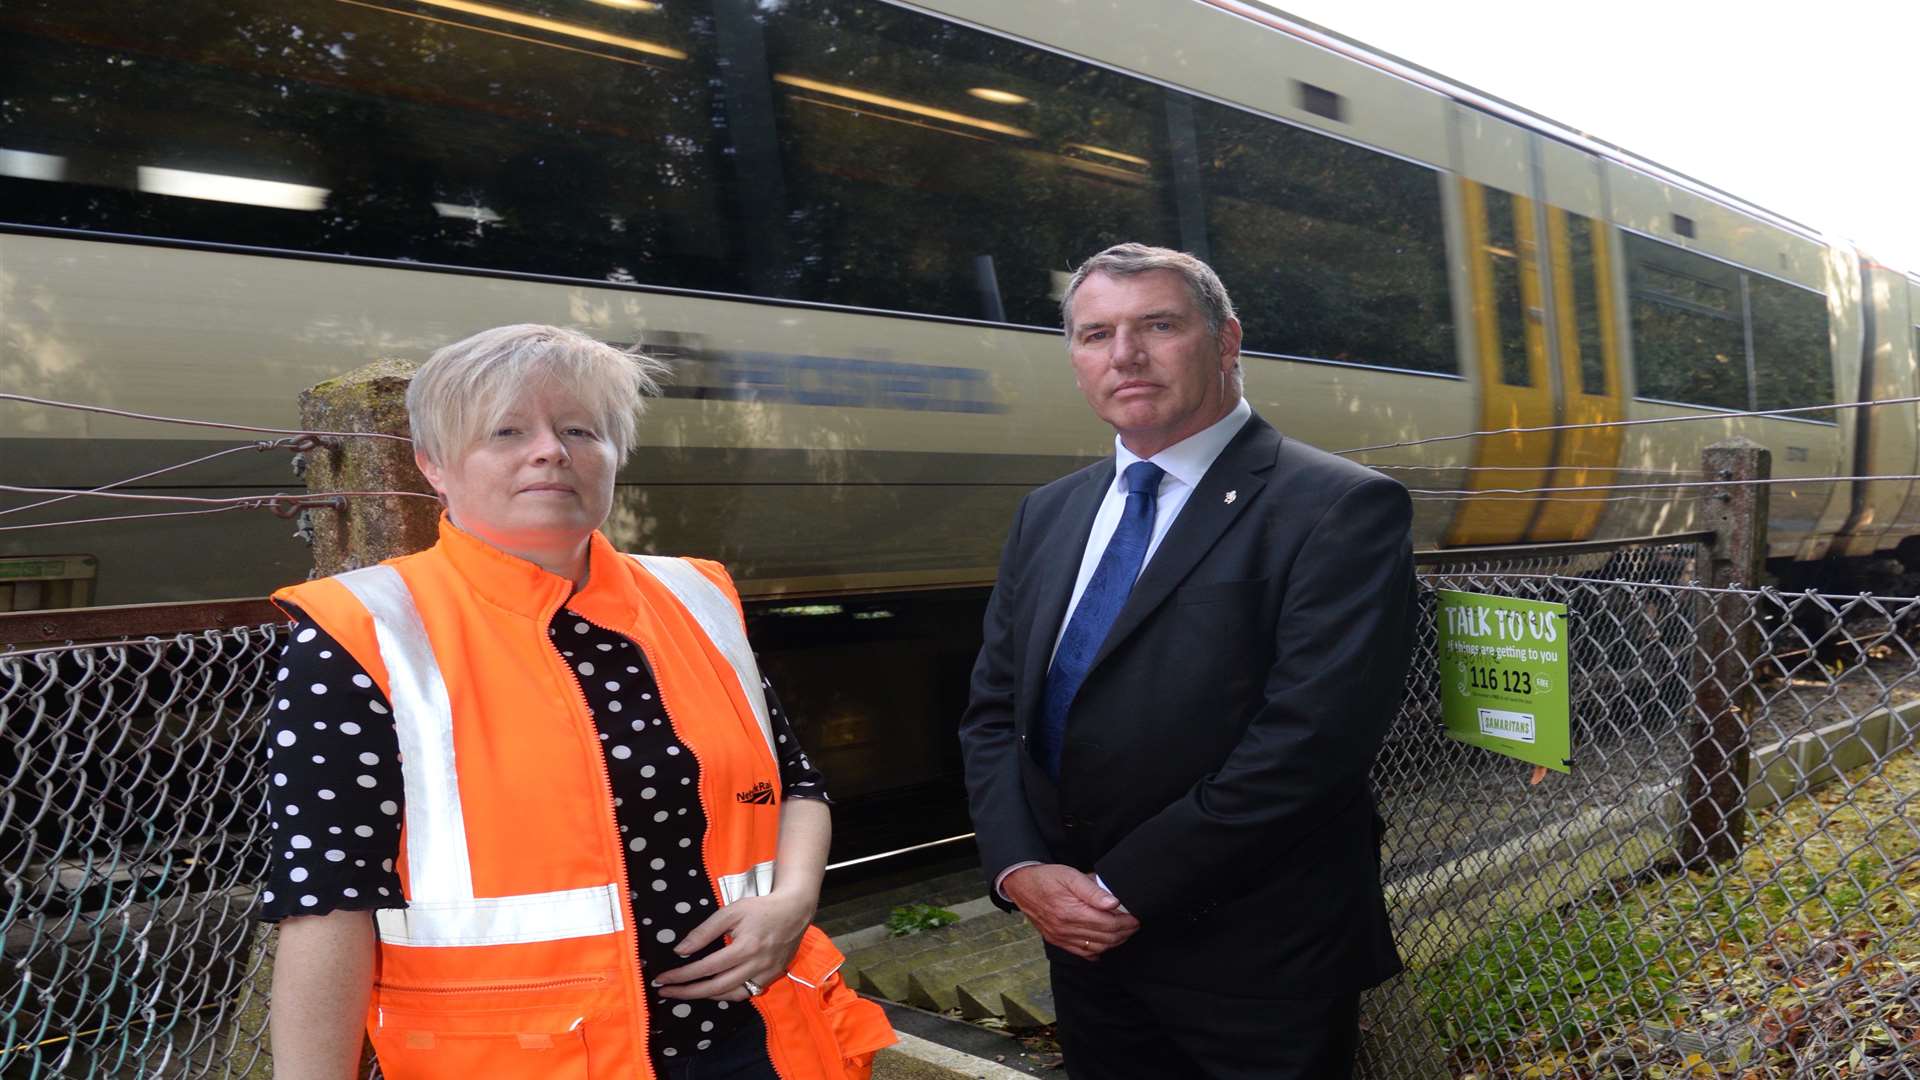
1410, 491, 1712, 504
0, 392, 412, 442
0, 441, 315, 519
1336, 395, 1919, 456
1405, 473, 1920, 497
1373, 462, 1709, 475
0, 505, 256, 534
0, 484, 435, 506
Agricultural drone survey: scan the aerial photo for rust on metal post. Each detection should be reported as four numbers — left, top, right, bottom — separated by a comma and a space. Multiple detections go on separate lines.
296, 359, 438, 576
1681, 438, 1770, 868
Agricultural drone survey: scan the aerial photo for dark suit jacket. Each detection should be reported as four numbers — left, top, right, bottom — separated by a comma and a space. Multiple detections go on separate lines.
959, 411, 1413, 995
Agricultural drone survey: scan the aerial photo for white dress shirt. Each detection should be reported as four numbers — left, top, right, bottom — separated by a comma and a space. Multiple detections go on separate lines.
1051, 396, 1253, 660
1001, 397, 1254, 906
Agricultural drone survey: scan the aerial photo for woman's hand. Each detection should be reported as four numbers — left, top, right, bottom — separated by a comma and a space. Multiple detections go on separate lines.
656, 798, 830, 1002
651, 889, 815, 1002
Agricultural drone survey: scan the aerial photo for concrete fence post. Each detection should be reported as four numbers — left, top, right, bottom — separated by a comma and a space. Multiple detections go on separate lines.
1680, 437, 1770, 868
295, 358, 437, 576
236, 361, 436, 1078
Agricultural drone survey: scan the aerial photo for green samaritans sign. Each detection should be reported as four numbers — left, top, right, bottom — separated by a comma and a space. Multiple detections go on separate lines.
1435, 589, 1571, 773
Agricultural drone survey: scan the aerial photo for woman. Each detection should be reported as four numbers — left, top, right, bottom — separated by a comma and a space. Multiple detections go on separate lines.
262, 324, 892, 1080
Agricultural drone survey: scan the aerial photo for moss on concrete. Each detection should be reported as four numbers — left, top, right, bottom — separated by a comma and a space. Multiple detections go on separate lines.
296, 359, 437, 577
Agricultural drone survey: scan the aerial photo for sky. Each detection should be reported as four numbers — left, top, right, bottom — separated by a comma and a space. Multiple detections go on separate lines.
1271, 1, 1920, 275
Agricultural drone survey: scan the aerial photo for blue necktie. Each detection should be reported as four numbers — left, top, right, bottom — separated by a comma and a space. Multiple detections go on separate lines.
1038, 461, 1165, 780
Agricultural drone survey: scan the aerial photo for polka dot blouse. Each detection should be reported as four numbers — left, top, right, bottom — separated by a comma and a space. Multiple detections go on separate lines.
259, 605, 828, 1064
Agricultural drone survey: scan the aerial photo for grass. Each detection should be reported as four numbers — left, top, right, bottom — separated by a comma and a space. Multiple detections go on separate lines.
1417, 744, 1920, 1078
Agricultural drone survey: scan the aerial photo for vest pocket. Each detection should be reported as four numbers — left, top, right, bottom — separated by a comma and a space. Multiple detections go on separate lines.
369, 972, 611, 1080
371, 1023, 591, 1080
777, 927, 896, 1078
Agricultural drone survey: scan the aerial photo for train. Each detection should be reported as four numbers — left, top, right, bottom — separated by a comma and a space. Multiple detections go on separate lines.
4, 0, 1917, 819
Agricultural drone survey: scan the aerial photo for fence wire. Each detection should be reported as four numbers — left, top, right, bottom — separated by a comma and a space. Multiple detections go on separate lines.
1362, 539, 1920, 1080
3, 626, 287, 1078
4, 535, 1919, 1078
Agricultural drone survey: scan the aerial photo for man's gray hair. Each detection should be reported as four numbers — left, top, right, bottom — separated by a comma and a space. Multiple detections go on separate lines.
407, 324, 669, 466
1059, 243, 1238, 341
1059, 243, 1244, 391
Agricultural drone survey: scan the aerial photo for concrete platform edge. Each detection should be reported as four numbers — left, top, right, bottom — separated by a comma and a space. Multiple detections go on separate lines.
877, 1000, 1052, 1077
880, 1031, 1041, 1080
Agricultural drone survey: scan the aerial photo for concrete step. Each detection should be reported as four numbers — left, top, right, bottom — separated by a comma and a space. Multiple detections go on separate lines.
1000, 982, 1057, 1029
852, 917, 1034, 1003
907, 935, 1046, 1012
955, 954, 1050, 1020
816, 868, 987, 938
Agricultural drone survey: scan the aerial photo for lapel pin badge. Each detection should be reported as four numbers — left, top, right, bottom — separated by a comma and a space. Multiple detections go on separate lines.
1223, 490, 1237, 505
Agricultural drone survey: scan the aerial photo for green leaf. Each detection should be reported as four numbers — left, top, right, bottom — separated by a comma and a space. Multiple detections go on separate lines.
886, 902, 961, 937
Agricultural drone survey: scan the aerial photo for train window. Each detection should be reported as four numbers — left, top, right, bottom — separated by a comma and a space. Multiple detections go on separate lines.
3, 0, 1459, 348
1747, 274, 1833, 422
1192, 100, 1456, 373
1563, 212, 1609, 396
756, 0, 1179, 325
1481, 187, 1532, 385
0, 1, 740, 292
1624, 233, 1748, 411
1296, 82, 1345, 122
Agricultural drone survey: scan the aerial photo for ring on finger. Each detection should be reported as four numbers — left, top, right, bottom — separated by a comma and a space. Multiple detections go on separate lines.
742, 978, 764, 997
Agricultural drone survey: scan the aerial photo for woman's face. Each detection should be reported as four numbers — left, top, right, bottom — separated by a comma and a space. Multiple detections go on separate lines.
415, 382, 618, 560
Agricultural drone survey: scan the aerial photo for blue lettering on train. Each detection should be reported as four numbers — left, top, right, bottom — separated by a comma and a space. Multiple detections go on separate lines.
661, 350, 1005, 414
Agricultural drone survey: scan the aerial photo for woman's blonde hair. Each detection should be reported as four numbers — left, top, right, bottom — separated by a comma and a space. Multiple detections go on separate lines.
407, 324, 668, 465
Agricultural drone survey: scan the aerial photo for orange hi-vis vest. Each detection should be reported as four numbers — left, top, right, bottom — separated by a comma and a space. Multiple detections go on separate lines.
273, 521, 893, 1079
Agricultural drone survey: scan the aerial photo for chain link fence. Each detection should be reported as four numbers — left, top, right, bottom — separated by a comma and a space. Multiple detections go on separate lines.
6, 535, 1920, 1078
1363, 536, 1920, 1079
3, 624, 287, 1078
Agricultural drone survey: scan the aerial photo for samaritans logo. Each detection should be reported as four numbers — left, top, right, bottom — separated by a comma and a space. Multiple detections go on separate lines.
1477, 708, 1536, 744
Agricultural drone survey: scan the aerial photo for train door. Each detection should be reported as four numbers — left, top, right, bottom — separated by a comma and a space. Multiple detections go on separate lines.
1444, 110, 1556, 546
1527, 143, 1625, 541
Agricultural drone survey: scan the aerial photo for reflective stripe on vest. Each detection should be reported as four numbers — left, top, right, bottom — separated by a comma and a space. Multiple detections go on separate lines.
334, 557, 781, 946
336, 564, 625, 948
629, 555, 778, 904
630, 555, 776, 758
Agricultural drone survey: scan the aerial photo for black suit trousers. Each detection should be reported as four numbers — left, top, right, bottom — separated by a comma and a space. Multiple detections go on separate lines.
1048, 948, 1359, 1080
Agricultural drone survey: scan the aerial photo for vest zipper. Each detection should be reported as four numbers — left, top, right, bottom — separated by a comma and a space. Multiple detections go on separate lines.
626, 627, 785, 1076
544, 605, 651, 1073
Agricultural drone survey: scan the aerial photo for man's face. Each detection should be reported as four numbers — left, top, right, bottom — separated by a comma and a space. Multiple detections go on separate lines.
1066, 269, 1243, 457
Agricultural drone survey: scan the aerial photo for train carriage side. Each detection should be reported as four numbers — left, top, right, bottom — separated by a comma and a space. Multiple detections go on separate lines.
1831, 260, 1920, 563
0, 0, 1900, 594
1601, 164, 1862, 563
2, 0, 1505, 599
0, 0, 1544, 828
1877, 276, 1920, 568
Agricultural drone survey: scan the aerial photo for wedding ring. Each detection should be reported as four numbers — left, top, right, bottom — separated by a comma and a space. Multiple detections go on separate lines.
742, 977, 764, 997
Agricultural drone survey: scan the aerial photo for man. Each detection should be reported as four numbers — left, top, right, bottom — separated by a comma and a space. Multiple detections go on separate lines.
958, 243, 1414, 1078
